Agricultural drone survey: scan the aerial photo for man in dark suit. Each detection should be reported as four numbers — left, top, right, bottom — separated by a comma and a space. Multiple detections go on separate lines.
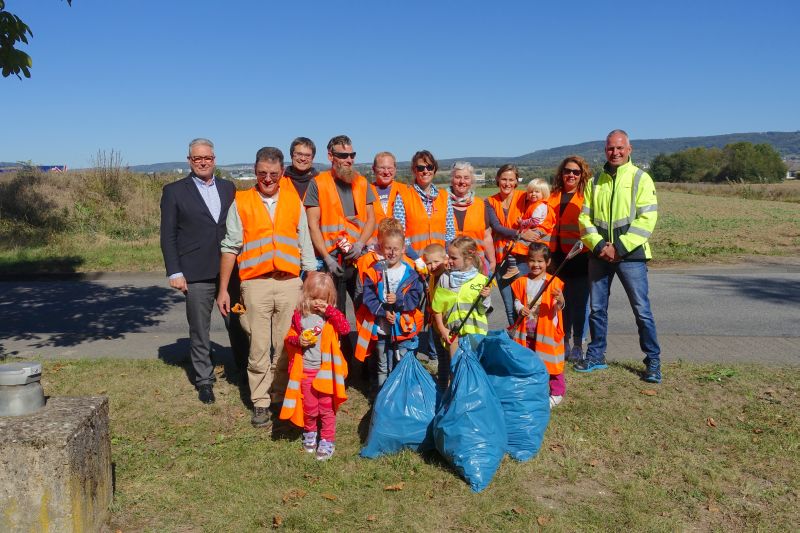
160, 138, 237, 404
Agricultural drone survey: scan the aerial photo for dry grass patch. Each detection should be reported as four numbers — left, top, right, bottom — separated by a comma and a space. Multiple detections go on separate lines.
33, 358, 800, 532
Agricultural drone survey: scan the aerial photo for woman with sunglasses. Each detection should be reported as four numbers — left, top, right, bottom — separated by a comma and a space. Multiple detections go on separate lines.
392, 150, 456, 262
393, 150, 456, 364
486, 164, 541, 325
449, 161, 495, 274
547, 155, 592, 361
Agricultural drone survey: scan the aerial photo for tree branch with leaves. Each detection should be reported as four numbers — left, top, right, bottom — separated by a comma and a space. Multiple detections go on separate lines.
0, 0, 72, 79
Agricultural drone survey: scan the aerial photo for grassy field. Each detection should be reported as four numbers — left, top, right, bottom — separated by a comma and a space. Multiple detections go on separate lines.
2, 176, 799, 273
40, 358, 799, 532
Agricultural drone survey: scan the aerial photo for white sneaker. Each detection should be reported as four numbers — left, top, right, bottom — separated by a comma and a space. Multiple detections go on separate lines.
549, 395, 563, 408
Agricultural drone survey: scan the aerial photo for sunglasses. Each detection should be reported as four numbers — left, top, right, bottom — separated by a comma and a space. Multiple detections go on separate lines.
563, 168, 582, 176
415, 164, 435, 172
331, 151, 356, 160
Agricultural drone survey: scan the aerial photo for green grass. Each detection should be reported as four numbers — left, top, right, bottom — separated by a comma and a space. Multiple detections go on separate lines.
2, 183, 799, 274
38, 358, 800, 532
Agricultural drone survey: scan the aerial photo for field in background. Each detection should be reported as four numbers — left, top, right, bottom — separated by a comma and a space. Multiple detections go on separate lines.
1, 169, 799, 273
39, 358, 799, 532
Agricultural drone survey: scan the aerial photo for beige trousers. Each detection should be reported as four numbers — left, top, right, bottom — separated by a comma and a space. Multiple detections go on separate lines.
240, 276, 301, 408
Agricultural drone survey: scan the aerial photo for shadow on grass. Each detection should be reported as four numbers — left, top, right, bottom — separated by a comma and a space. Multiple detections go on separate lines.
609, 360, 648, 381
157, 338, 242, 389
0, 256, 85, 277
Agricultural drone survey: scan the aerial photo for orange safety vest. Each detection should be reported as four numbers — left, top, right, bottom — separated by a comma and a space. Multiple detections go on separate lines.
547, 191, 587, 254
235, 182, 302, 280
520, 199, 556, 247
398, 185, 448, 255
279, 321, 348, 427
487, 190, 529, 262
454, 200, 487, 252
316, 170, 370, 254
372, 181, 406, 232
354, 258, 423, 361
509, 274, 565, 375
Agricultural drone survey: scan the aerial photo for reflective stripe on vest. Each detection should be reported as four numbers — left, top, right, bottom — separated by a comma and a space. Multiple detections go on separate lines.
236, 184, 301, 280
279, 321, 348, 427
455, 200, 487, 251
584, 169, 645, 243
372, 181, 406, 237
399, 186, 448, 254
488, 190, 529, 262
445, 273, 489, 336
548, 191, 587, 254
316, 170, 369, 253
509, 275, 565, 375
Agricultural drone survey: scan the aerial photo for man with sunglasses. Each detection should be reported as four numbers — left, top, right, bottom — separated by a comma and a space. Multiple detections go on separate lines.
305, 135, 377, 320
160, 138, 237, 404
577, 129, 662, 384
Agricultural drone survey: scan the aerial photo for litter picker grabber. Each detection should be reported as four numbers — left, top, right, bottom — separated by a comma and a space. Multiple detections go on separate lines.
508, 240, 584, 332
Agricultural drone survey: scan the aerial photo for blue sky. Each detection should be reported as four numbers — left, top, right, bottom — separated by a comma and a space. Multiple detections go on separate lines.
2, 0, 798, 168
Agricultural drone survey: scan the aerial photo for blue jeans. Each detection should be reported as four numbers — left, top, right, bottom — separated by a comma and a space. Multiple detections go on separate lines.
586, 257, 661, 364
563, 274, 590, 346
497, 253, 530, 326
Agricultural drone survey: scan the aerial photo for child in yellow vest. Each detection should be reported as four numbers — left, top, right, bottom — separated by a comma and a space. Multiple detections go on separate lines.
511, 243, 566, 408
431, 237, 492, 390
280, 272, 350, 460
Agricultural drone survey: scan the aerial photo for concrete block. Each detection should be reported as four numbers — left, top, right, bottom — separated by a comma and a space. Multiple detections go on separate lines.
0, 397, 112, 532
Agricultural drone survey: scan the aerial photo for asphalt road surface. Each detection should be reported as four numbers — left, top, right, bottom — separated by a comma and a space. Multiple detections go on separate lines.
1, 258, 798, 365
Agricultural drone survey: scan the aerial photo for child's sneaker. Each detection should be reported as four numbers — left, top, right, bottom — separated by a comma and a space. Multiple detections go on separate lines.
502, 266, 519, 280
549, 395, 563, 408
302, 431, 317, 453
316, 439, 335, 461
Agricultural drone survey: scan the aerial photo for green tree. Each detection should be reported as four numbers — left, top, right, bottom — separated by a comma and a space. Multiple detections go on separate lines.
719, 142, 786, 183
0, 0, 71, 78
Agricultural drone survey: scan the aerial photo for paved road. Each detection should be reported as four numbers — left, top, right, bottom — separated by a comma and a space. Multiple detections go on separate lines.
1, 258, 799, 365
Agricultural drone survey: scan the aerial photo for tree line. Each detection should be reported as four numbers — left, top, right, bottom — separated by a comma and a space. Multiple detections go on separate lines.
650, 142, 787, 183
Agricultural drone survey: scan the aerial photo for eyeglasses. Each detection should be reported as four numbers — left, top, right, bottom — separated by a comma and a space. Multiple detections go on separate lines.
256, 172, 282, 180
189, 156, 215, 163
331, 151, 356, 160
563, 168, 582, 176
415, 164, 435, 172
293, 152, 313, 160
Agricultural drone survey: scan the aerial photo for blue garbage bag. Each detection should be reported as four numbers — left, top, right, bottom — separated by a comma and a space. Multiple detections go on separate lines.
478, 330, 550, 462
433, 343, 507, 492
360, 354, 437, 458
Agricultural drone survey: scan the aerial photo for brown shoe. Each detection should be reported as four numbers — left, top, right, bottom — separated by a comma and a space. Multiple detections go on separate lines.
501, 266, 519, 280
251, 406, 273, 429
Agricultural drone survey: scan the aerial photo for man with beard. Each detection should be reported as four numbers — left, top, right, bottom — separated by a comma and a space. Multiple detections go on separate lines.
283, 137, 318, 199
305, 135, 377, 316
217, 147, 316, 428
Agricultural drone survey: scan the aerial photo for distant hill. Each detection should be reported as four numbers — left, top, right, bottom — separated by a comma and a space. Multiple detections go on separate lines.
9, 131, 800, 173
434, 131, 800, 169
509, 131, 800, 168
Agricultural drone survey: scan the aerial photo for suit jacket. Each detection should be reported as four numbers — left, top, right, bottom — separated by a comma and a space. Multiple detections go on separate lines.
160, 174, 236, 282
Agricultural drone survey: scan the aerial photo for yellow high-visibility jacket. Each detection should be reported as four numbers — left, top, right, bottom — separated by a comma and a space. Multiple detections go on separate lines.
578, 159, 658, 260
